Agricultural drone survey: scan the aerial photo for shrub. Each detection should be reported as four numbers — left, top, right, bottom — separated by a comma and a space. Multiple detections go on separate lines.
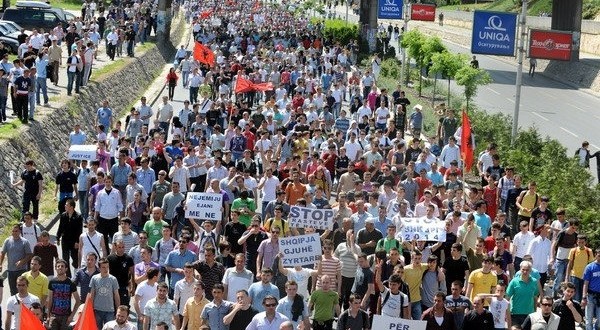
321, 19, 359, 46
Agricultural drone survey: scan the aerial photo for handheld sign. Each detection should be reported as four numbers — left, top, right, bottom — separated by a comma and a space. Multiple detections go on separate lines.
68, 145, 97, 161
186, 192, 223, 221
372, 314, 427, 330
396, 217, 447, 242
288, 206, 334, 230
279, 233, 322, 267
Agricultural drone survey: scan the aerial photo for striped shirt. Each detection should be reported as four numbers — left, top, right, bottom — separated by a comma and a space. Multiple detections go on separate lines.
315, 256, 342, 289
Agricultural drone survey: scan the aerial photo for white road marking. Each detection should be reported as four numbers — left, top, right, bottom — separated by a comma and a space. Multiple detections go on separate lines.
506, 98, 514, 103
486, 87, 501, 95
572, 105, 587, 113
560, 127, 578, 138
531, 112, 549, 121
591, 144, 600, 150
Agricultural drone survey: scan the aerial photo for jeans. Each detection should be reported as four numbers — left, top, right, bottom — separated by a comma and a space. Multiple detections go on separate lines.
95, 310, 115, 330
410, 301, 422, 320
553, 259, 568, 294
261, 200, 270, 221
571, 276, 584, 302
78, 190, 89, 219
339, 276, 354, 310
67, 71, 79, 95
8, 269, 26, 295
61, 244, 78, 276
36, 77, 48, 104
107, 43, 116, 60
14, 94, 28, 121
22, 194, 40, 220
586, 293, 600, 330
182, 71, 189, 87
0, 95, 6, 121
189, 86, 199, 103
127, 40, 134, 56
82, 64, 92, 86
28, 93, 35, 119
168, 85, 175, 100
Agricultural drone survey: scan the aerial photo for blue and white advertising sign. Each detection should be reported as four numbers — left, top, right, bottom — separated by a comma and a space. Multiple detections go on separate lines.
378, 0, 403, 20
471, 11, 517, 56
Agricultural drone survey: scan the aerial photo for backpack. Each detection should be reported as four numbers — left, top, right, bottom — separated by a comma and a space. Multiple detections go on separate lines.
379, 289, 404, 316
19, 223, 38, 241
266, 218, 287, 233
156, 239, 176, 261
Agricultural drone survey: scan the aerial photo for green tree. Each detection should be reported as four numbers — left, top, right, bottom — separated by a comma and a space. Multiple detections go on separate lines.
454, 66, 492, 109
401, 30, 427, 96
430, 51, 468, 106
421, 37, 446, 105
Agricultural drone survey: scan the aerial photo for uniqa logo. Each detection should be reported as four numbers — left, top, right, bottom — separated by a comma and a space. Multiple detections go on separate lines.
479, 15, 510, 41
384, 0, 397, 6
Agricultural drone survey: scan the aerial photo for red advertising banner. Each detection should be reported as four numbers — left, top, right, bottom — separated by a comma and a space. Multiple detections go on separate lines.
411, 4, 436, 21
529, 29, 573, 61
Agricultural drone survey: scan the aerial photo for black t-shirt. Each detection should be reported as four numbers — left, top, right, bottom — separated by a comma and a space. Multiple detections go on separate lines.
463, 309, 494, 330
442, 256, 470, 288
223, 221, 247, 254
56, 170, 78, 193
21, 169, 43, 195
230, 307, 258, 329
107, 253, 134, 287
48, 277, 77, 316
552, 299, 583, 330
244, 231, 268, 258
531, 207, 553, 231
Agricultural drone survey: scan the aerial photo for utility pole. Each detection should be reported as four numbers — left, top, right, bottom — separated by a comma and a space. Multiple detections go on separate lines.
512, 0, 527, 145
345, 0, 349, 25
400, 2, 411, 87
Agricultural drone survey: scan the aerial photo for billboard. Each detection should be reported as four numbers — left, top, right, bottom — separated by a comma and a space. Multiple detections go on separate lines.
378, 0, 403, 20
411, 4, 436, 21
471, 11, 517, 56
529, 29, 573, 61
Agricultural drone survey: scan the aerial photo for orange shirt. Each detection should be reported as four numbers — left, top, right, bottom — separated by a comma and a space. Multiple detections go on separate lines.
285, 182, 307, 205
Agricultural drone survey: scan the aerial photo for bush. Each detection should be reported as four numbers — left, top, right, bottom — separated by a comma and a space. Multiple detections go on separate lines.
380, 58, 402, 80
321, 19, 359, 46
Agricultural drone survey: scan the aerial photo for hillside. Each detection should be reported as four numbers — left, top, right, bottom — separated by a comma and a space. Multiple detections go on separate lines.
438, 0, 600, 20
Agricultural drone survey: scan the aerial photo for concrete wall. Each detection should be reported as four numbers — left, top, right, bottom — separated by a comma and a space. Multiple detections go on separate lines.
438, 10, 600, 55
0, 18, 184, 226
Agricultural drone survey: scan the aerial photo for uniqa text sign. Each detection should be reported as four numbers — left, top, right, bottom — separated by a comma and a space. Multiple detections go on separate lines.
378, 0, 403, 20
395, 217, 447, 242
185, 192, 223, 221
288, 206, 334, 230
529, 29, 572, 61
471, 11, 517, 56
372, 314, 427, 330
68, 145, 97, 161
279, 233, 322, 267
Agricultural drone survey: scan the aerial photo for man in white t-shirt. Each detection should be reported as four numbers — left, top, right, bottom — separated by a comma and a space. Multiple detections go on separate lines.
5, 276, 41, 330
20, 212, 41, 248
375, 261, 410, 318
133, 267, 159, 330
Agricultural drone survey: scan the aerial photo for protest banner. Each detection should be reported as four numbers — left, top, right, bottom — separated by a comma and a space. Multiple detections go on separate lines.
396, 217, 447, 242
372, 314, 427, 330
185, 192, 222, 221
68, 145, 97, 161
288, 206, 334, 230
279, 233, 322, 267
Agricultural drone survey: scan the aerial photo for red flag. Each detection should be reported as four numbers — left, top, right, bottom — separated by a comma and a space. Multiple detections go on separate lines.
193, 42, 215, 66
19, 303, 45, 330
253, 1, 260, 10
235, 76, 274, 94
200, 9, 213, 19
73, 296, 97, 330
460, 110, 474, 172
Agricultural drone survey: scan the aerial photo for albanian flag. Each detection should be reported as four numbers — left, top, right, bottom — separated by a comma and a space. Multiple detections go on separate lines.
193, 41, 215, 66
73, 296, 97, 330
235, 75, 274, 94
200, 9, 213, 19
460, 110, 474, 172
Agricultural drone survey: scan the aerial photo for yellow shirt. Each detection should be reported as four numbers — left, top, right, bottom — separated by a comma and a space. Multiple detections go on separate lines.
264, 218, 291, 236
569, 247, 594, 278
468, 269, 497, 304
183, 296, 210, 329
403, 263, 427, 303
24, 271, 49, 300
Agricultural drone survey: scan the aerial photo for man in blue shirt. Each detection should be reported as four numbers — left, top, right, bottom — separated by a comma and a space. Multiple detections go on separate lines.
35, 51, 49, 106
583, 248, 600, 330
202, 283, 234, 330
96, 100, 113, 133
473, 200, 492, 238
248, 268, 280, 312
164, 237, 197, 298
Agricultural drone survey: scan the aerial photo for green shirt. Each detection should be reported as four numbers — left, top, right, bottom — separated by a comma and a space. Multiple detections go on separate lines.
506, 276, 539, 314
231, 198, 257, 226
143, 220, 169, 247
310, 289, 338, 322
376, 237, 402, 254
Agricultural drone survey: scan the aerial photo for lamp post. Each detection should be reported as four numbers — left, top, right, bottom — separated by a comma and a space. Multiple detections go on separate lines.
511, 0, 527, 145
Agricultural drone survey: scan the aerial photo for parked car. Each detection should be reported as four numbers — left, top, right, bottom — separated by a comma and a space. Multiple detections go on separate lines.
2, 1, 70, 31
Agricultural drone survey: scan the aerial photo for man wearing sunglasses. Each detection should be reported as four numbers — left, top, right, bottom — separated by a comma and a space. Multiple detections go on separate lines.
520, 296, 560, 330
246, 295, 289, 330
